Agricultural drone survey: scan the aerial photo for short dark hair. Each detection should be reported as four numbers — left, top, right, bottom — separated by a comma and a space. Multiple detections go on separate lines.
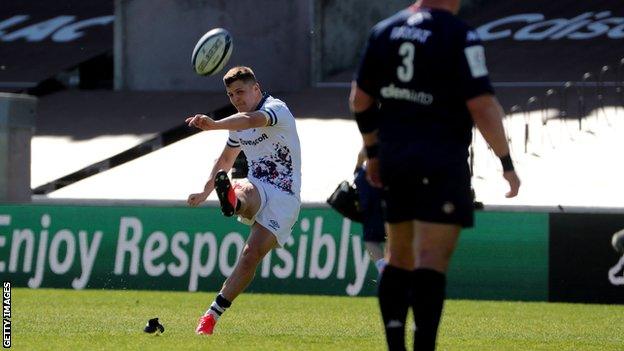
223, 66, 257, 86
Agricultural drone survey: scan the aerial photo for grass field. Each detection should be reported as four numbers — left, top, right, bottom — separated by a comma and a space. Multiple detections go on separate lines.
11, 288, 624, 350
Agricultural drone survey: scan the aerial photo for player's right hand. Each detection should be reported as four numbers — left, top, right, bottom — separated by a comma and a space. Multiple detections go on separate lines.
366, 157, 383, 188
187, 192, 209, 207
503, 170, 520, 198
185, 114, 216, 130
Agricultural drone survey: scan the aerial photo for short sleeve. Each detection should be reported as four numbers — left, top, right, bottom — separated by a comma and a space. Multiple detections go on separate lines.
227, 131, 240, 148
259, 99, 292, 127
457, 29, 495, 100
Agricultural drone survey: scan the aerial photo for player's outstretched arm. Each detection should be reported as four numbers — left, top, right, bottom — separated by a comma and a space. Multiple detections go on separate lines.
187, 145, 241, 206
186, 111, 268, 131
467, 94, 520, 198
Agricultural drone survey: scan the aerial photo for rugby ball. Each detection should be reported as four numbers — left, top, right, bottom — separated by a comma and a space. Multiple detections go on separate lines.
191, 28, 233, 76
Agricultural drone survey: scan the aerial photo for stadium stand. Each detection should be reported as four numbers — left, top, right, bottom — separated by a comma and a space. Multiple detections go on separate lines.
4, 0, 620, 208
0, 0, 113, 94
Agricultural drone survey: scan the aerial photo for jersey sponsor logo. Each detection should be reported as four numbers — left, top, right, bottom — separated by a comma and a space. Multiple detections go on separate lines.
390, 25, 432, 43
268, 220, 281, 231
380, 84, 434, 105
464, 45, 489, 78
239, 133, 269, 146
477, 11, 624, 41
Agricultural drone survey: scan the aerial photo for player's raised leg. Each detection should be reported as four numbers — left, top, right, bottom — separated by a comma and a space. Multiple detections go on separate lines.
214, 170, 261, 219
214, 169, 239, 216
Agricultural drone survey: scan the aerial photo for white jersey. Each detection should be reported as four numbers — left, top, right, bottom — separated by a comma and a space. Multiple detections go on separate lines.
227, 94, 301, 199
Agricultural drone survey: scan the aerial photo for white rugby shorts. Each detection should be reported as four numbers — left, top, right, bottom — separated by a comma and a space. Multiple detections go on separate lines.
234, 178, 300, 247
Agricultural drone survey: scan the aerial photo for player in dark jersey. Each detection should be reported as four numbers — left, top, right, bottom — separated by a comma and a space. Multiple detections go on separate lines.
350, 1, 520, 350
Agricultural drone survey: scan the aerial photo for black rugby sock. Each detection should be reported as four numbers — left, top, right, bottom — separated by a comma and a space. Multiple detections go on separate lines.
378, 265, 412, 351
411, 268, 446, 351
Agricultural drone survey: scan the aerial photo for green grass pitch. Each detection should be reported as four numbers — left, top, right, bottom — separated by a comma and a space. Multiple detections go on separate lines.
11, 288, 624, 350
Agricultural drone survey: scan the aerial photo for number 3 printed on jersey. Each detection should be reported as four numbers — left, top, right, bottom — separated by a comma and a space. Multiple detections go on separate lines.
397, 42, 415, 82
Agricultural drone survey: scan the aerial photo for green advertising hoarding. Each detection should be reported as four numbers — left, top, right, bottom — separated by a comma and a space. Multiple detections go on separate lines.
448, 212, 549, 301
0, 205, 375, 296
0, 205, 548, 300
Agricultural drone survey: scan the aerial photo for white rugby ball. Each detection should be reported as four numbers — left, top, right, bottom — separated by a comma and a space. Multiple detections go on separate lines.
191, 28, 233, 76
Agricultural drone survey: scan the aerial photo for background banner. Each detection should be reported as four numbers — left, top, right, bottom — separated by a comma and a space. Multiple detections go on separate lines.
463, 0, 624, 83
0, 205, 548, 300
449, 211, 549, 301
549, 213, 624, 303
0, 0, 113, 91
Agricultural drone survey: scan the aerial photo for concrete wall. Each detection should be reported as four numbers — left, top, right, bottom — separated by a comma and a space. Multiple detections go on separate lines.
115, 0, 423, 91
316, 0, 412, 80
115, 0, 313, 92
0, 93, 37, 202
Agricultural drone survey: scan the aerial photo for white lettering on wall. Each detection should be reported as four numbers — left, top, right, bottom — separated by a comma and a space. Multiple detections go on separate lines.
0, 15, 113, 42
477, 11, 624, 41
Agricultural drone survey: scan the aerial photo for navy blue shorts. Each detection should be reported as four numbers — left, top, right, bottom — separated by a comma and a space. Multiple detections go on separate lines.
380, 156, 474, 228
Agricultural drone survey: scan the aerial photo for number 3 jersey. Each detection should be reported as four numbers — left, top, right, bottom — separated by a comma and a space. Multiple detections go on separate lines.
227, 94, 302, 199
355, 5, 494, 166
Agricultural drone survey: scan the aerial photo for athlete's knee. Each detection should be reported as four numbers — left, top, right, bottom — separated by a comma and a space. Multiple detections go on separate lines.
235, 183, 260, 216
387, 252, 415, 270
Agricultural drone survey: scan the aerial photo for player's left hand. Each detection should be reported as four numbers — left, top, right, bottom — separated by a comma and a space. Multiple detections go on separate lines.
187, 191, 209, 207
186, 114, 216, 130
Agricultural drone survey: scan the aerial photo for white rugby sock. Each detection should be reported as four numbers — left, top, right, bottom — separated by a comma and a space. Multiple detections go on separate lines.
204, 293, 232, 320
206, 302, 225, 320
